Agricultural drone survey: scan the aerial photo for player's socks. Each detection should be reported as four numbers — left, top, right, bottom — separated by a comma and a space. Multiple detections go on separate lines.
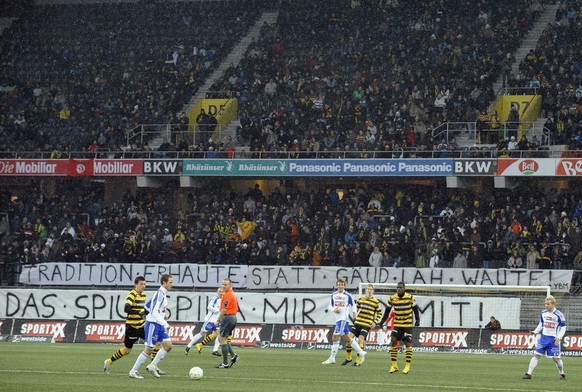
110, 347, 126, 363
405, 346, 412, 365
187, 333, 203, 349
555, 359, 564, 375
527, 357, 539, 375
345, 341, 353, 361
130, 352, 149, 374
201, 334, 215, 346
150, 344, 161, 360
330, 341, 340, 360
151, 347, 168, 366
390, 346, 398, 362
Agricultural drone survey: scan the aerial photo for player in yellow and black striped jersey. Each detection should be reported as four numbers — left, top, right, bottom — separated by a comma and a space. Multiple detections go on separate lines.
342, 284, 382, 366
104, 276, 160, 374
378, 282, 420, 375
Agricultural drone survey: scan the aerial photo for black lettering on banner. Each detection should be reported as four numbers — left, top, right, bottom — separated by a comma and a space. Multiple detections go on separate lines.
264, 297, 288, 323
66, 264, 76, 281
175, 296, 193, 321
451, 301, 470, 326
92, 294, 107, 319
143, 265, 156, 283
86, 264, 98, 282
430, 269, 443, 284
413, 270, 427, 284
195, 265, 209, 283
250, 267, 262, 285
302, 298, 316, 324
113, 295, 125, 320
275, 268, 289, 285
119, 264, 133, 283
512, 270, 527, 285
181, 265, 195, 284
75, 295, 90, 319
105, 264, 118, 282
263, 267, 275, 285
528, 270, 543, 284
237, 299, 246, 322
418, 300, 435, 327
6, 292, 20, 317
38, 264, 49, 281
51, 264, 63, 281
336, 268, 348, 284
480, 270, 494, 285
22, 293, 40, 318
292, 267, 303, 284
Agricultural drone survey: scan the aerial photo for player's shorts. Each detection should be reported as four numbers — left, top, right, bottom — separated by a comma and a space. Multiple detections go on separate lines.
391, 327, 413, 343
350, 324, 370, 339
220, 315, 237, 338
124, 325, 145, 348
144, 321, 170, 348
535, 334, 561, 358
333, 320, 350, 336
201, 321, 218, 334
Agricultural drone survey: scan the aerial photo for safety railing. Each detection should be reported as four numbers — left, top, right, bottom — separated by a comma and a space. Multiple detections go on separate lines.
0, 148, 576, 160
125, 123, 227, 148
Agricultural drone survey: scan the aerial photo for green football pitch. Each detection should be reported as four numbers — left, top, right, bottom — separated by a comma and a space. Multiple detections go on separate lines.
0, 343, 579, 392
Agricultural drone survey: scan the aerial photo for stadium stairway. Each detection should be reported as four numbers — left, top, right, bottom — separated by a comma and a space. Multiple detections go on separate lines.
491, 2, 559, 94
452, 3, 560, 150
148, 10, 279, 150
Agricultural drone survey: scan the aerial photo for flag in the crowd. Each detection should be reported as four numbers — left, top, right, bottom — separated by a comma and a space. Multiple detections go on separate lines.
236, 221, 257, 241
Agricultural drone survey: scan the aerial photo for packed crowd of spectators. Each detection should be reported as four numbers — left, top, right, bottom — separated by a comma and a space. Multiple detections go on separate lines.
0, 0, 265, 154
511, 1, 582, 150
0, 1, 579, 159
208, 0, 558, 155
1, 180, 581, 286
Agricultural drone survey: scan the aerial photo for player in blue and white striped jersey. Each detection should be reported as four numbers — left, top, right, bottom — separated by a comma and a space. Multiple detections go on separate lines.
184, 287, 224, 354
322, 279, 366, 365
129, 274, 174, 379
523, 295, 567, 380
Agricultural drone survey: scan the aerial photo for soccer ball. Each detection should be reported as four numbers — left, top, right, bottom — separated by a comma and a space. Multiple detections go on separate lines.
189, 366, 203, 380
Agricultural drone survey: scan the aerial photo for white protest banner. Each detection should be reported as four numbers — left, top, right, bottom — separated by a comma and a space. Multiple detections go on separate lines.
18, 264, 573, 292
1, 289, 522, 328
18, 263, 247, 288
246, 266, 572, 292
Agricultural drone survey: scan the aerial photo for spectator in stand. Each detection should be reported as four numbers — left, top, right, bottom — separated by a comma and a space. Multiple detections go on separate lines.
506, 106, 520, 140
526, 244, 540, 269
452, 249, 467, 269
485, 316, 501, 331
507, 249, 523, 268
369, 246, 383, 268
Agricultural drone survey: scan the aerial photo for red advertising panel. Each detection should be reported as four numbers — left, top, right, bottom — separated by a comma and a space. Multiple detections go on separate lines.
166, 323, 197, 344
11, 320, 75, 342
496, 158, 555, 176
82, 322, 126, 343
489, 332, 538, 349
93, 159, 143, 176
563, 334, 582, 350
556, 159, 582, 176
418, 330, 470, 348
68, 159, 94, 177
280, 326, 331, 344
230, 324, 268, 347
0, 159, 69, 176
